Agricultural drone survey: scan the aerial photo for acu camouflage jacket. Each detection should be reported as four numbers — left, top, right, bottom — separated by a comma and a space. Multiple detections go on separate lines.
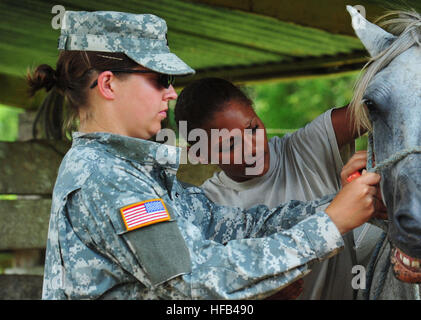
42, 132, 343, 299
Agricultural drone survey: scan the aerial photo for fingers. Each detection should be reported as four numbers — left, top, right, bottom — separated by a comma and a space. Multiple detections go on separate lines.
367, 185, 377, 196
343, 151, 367, 171
341, 151, 367, 185
343, 152, 366, 163
327, 170, 382, 234
357, 171, 381, 186
358, 173, 388, 219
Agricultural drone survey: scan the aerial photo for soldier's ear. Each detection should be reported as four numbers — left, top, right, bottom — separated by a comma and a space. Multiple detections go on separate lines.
96, 71, 117, 100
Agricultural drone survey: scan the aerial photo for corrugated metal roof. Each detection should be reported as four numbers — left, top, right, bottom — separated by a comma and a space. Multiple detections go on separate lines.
0, 0, 363, 76
0, 0, 419, 108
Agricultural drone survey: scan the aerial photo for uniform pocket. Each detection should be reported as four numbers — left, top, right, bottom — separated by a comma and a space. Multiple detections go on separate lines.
122, 219, 192, 286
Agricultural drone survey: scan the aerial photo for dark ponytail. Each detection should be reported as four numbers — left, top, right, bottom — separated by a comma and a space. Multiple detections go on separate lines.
27, 64, 58, 97
27, 51, 139, 140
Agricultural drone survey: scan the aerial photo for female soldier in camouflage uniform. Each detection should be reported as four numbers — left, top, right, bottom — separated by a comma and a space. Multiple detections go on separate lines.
27, 10, 381, 299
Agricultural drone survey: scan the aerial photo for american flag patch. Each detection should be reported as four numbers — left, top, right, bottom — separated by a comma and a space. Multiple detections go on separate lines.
120, 199, 170, 231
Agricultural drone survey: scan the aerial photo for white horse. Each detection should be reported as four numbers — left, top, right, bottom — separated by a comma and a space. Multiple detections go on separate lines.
347, 6, 421, 299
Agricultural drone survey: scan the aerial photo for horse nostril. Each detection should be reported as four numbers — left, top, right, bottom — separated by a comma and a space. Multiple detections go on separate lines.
395, 211, 419, 235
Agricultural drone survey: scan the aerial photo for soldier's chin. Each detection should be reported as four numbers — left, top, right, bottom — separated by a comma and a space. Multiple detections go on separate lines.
391, 247, 421, 283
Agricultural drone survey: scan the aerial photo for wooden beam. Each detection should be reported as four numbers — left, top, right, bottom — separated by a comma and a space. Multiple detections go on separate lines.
0, 51, 367, 110
0, 275, 43, 299
175, 51, 368, 87
0, 140, 70, 195
0, 199, 51, 250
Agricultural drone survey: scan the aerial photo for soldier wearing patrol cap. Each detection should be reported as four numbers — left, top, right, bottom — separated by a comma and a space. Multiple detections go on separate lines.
27, 10, 381, 299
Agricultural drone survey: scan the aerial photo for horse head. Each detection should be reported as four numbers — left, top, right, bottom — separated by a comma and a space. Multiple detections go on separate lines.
347, 5, 421, 283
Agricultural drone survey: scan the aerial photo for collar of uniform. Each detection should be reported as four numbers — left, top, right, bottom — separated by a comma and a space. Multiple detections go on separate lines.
71, 131, 181, 170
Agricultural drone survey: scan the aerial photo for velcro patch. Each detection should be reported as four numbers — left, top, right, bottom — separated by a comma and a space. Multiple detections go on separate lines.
120, 198, 170, 231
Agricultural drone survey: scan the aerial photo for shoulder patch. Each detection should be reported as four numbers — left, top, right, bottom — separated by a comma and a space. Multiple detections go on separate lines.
120, 199, 170, 231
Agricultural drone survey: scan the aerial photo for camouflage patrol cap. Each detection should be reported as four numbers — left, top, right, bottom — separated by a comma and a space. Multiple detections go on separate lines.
58, 11, 195, 75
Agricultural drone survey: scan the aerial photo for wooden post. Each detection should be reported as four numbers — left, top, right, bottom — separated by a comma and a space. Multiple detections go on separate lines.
6, 111, 45, 276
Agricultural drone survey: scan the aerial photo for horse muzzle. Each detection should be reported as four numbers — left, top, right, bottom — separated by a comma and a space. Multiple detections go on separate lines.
391, 247, 421, 283
384, 156, 421, 283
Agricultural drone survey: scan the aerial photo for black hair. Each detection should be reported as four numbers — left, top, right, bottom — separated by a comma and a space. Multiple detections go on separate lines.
174, 77, 253, 141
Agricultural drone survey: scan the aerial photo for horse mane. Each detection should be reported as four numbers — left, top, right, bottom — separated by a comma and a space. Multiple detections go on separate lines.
349, 9, 421, 134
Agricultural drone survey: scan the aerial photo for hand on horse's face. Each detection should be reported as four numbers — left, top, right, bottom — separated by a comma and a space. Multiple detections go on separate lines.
340, 150, 367, 187
326, 172, 381, 235
340, 151, 388, 220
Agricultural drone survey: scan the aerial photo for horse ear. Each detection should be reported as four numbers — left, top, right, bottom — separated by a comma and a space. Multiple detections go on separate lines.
346, 5, 396, 57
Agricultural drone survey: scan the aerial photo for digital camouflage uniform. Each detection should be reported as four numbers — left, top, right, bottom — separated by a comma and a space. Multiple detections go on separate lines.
42, 11, 345, 299
58, 11, 195, 75
42, 132, 345, 299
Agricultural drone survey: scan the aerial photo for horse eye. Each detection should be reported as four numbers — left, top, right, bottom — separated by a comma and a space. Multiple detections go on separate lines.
363, 99, 379, 122
364, 99, 377, 110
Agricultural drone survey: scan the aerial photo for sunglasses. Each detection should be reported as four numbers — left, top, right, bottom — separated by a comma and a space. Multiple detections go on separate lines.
89, 69, 175, 89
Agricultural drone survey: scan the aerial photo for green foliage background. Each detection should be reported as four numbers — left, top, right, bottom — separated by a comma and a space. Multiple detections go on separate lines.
246, 72, 368, 150
250, 74, 357, 132
0, 104, 23, 142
